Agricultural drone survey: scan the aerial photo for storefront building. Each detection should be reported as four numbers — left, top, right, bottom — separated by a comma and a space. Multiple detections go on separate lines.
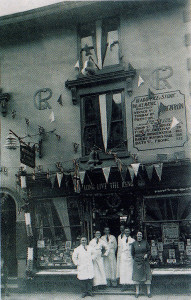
0, 0, 191, 290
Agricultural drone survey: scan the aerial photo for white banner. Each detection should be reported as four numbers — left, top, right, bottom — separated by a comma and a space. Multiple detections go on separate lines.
79, 171, 86, 186
102, 167, 111, 183
99, 94, 107, 151
57, 172, 63, 188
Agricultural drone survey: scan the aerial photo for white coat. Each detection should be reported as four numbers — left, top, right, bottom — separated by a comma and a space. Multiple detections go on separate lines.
119, 236, 135, 284
101, 234, 117, 280
89, 238, 109, 286
72, 244, 94, 280
116, 233, 126, 278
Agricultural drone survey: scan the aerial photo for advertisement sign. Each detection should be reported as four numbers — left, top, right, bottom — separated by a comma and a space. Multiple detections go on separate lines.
162, 223, 179, 244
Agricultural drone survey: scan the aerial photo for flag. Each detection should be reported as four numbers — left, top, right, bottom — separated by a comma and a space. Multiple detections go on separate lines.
49, 111, 55, 122
145, 165, 154, 181
148, 88, 155, 99
170, 117, 179, 129
74, 60, 79, 70
79, 171, 86, 186
154, 163, 163, 181
131, 163, 140, 177
138, 75, 144, 87
99, 94, 108, 151
102, 167, 111, 183
21, 175, 26, 189
57, 172, 63, 188
158, 102, 168, 116
57, 95, 63, 106
128, 166, 135, 182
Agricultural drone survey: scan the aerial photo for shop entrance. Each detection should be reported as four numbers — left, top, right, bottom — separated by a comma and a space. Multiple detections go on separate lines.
1, 193, 17, 276
91, 193, 138, 239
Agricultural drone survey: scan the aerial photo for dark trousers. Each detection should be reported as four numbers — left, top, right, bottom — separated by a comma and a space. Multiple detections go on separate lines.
81, 279, 93, 294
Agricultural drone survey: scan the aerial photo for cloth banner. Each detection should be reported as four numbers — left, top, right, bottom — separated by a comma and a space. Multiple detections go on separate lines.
99, 94, 108, 151
20, 175, 27, 189
25, 213, 31, 225
57, 172, 63, 188
102, 167, 111, 183
154, 163, 163, 181
79, 171, 86, 186
121, 165, 128, 182
138, 75, 144, 87
170, 117, 179, 129
49, 111, 55, 122
131, 163, 140, 177
96, 20, 102, 69
27, 247, 34, 261
145, 165, 154, 181
128, 166, 135, 182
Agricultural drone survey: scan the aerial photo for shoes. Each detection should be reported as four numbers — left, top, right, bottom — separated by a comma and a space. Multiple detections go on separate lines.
81, 293, 87, 298
135, 293, 139, 298
148, 293, 152, 298
87, 292, 94, 297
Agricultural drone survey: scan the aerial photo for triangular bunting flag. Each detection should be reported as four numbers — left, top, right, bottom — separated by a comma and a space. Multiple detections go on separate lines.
154, 163, 163, 181
121, 165, 128, 182
148, 88, 155, 99
170, 117, 179, 129
49, 111, 55, 123
128, 166, 135, 182
56, 172, 63, 188
57, 95, 63, 106
138, 75, 144, 87
145, 165, 154, 181
131, 163, 140, 177
102, 167, 111, 183
79, 171, 86, 186
74, 60, 79, 70
49, 175, 55, 188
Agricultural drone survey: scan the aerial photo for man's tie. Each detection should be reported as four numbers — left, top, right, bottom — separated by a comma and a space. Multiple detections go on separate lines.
126, 237, 128, 243
96, 238, 99, 244
84, 246, 87, 251
121, 233, 124, 239
107, 235, 109, 242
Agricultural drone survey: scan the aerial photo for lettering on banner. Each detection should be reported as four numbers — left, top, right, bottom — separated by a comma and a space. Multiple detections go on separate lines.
34, 88, 52, 110
83, 181, 133, 191
131, 90, 187, 151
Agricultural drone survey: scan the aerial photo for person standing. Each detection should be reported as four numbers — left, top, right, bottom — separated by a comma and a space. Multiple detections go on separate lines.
116, 223, 126, 279
72, 236, 94, 298
101, 227, 117, 287
131, 231, 152, 298
119, 227, 135, 290
89, 230, 109, 288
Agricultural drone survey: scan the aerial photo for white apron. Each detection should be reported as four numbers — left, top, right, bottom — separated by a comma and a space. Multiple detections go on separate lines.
116, 233, 125, 278
119, 236, 135, 284
72, 244, 94, 280
101, 234, 117, 280
89, 238, 109, 286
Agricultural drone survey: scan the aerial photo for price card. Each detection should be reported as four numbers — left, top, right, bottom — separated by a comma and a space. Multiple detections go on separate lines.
169, 249, 175, 259
151, 246, 158, 256
186, 245, 191, 256
178, 242, 184, 251
158, 242, 163, 251
151, 240, 155, 247
187, 239, 191, 246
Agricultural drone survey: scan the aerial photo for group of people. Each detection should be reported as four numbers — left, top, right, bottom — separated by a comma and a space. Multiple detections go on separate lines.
72, 224, 152, 298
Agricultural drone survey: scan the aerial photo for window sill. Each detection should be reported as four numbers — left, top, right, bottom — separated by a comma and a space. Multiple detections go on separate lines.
79, 150, 130, 164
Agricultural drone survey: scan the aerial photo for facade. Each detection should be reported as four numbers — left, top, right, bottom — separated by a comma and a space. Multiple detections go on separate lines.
1, 0, 191, 288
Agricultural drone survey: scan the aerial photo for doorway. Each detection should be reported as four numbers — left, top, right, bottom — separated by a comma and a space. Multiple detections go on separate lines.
1, 193, 17, 276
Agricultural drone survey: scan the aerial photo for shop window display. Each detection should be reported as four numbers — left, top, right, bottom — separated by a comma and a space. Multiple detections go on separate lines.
143, 197, 191, 268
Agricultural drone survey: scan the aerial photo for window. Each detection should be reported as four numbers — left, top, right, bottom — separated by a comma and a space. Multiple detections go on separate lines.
79, 17, 120, 72
81, 90, 126, 155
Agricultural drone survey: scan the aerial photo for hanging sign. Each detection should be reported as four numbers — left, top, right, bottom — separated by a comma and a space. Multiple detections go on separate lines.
131, 90, 187, 151
20, 144, 35, 168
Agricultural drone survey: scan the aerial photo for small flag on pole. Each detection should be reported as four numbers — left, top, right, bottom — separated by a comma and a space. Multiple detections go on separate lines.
138, 75, 144, 87
49, 111, 55, 123
74, 60, 79, 70
170, 117, 179, 129
57, 95, 63, 106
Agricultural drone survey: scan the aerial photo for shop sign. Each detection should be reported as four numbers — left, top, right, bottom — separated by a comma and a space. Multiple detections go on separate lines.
131, 90, 187, 151
20, 144, 35, 168
83, 180, 133, 191
162, 223, 179, 245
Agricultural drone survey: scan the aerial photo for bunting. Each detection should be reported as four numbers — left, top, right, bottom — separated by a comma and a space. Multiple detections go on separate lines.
79, 171, 86, 186
138, 75, 144, 87
57, 95, 63, 106
102, 167, 111, 183
49, 111, 55, 123
128, 166, 135, 182
154, 163, 163, 181
131, 163, 140, 177
56, 172, 63, 188
145, 165, 154, 181
170, 117, 179, 129
74, 60, 79, 70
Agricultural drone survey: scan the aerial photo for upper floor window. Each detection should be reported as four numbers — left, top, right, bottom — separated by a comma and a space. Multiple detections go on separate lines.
79, 17, 120, 73
81, 90, 126, 156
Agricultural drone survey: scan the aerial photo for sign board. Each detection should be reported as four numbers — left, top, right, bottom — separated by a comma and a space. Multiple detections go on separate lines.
162, 223, 179, 245
131, 90, 187, 150
186, 245, 191, 256
20, 144, 35, 168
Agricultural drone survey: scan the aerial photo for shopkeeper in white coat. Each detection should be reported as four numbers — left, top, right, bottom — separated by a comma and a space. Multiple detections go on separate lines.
72, 236, 94, 298
101, 227, 117, 287
119, 227, 135, 290
116, 223, 126, 279
89, 230, 109, 288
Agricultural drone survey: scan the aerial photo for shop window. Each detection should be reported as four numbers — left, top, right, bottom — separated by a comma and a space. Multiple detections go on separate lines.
81, 90, 126, 155
79, 17, 120, 71
34, 198, 82, 269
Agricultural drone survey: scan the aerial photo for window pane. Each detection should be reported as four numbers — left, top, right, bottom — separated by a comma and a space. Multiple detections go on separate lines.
84, 125, 103, 155
103, 30, 119, 67
84, 97, 97, 124
111, 93, 122, 120
107, 121, 123, 149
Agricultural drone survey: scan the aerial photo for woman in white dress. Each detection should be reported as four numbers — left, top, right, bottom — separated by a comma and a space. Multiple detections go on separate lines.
119, 227, 135, 290
89, 230, 109, 288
